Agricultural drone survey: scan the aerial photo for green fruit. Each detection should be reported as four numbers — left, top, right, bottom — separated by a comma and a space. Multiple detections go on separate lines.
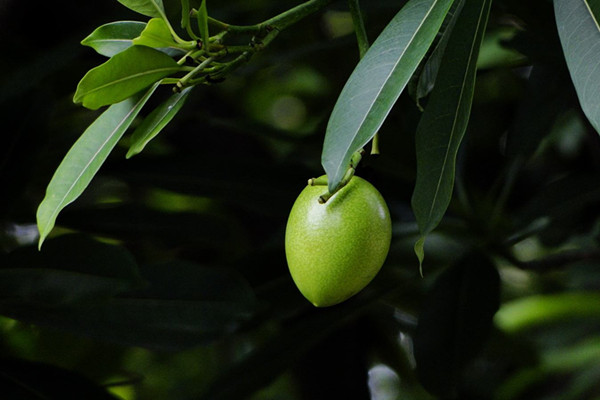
285, 175, 392, 307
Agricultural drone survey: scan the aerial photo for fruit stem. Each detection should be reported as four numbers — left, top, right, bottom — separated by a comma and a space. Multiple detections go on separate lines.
308, 176, 328, 186
318, 149, 365, 204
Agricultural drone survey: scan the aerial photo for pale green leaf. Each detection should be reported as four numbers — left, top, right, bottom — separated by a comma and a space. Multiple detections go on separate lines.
411, 0, 491, 261
117, 0, 165, 18
554, 0, 600, 134
73, 45, 180, 110
132, 18, 181, 49
81, 21, 147, 57
321, 0, 455, 192
37, 86, 158, 248
126, 86, 193, 158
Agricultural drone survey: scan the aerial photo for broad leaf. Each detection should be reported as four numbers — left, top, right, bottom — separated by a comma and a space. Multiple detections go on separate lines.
81, 21, 147, 57
37, 86, 157, 247
411, 0, 491, 265
117, 0, 165, 18
0, 234, 140, 306
554, 0, 600, 134
505, 64, 570, 161
73, 45, 180, 110
127, 86, 193, 158
321, 0, 455, 192
0, 260, 257, 350
132, 17, 180, 49
413, 252, 500, 397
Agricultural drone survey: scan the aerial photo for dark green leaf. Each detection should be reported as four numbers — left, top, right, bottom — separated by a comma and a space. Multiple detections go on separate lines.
0, 234, 141, 307
81, 21, 147, 57
505, 64, 570, 161
554, 0, 600, 134
0, 358, 119, 400
411, 0, 491, 265
37, 86, 157, 247
414, 252, 500, 397
117, 0, 165, 18
126, 86, 193, 158
321, 0, 455, 192
73, 45, 180, 110
0, 260, 257, 350
414, 0, 465, 104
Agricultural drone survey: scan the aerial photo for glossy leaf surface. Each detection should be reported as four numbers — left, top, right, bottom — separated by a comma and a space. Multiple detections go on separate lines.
411, 0, 491, 264
132, 17, 180, 49
321, 0, 455, 192
117, 0, 165, 18
37, 86, 157, 247
127, 86, 193, 158
555, 0, 600, 134
81, 20, 147, 57
73, 45, 179, 110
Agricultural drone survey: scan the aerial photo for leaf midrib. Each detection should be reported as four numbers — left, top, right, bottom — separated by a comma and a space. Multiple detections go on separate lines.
424, 1, 487, 224
331, 0, 440, 181
40, 98, 145, 235
79, 66, 178, 99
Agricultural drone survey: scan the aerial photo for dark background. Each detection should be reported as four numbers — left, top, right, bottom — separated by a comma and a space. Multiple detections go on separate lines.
1, 0, 600, 399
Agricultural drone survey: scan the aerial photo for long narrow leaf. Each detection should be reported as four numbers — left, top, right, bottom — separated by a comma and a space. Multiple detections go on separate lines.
36, 86, 157, 248
197, 0, 211, 49
321, 0, 455, 192
411, 0, 491, 266
126, 86, 193, 158
73, 45, 180, 110
554, 0, 600, 134
414, 0, 465, 104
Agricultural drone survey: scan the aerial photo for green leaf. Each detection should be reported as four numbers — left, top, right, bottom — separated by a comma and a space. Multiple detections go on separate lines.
554, 0, 600, 134
505, 64, 570, 161
495, 292, 600, 333
1, 234, 141, 307
126, 86, 193, 158
73, 45, 180, 110
81, 21, 147, 57
132, 17, 181, 49
413, 252, 500, 397
197, 0, 210, 49
414, 0, 465, 104
181, 0, 191, 29
36, 86, 157, 248
0, 260, 257, 350
321, 0, 455, 192
411, 0, 491, 257
117, 0, 165, 18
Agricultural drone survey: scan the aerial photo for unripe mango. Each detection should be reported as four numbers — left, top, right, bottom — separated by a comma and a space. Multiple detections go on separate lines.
285, 175, 392, 307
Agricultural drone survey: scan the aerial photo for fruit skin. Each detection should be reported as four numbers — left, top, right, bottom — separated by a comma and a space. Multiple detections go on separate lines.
285, 175, 392, 307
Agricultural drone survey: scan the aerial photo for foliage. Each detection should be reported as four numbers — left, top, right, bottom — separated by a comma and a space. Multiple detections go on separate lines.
1, 0, 600, 399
